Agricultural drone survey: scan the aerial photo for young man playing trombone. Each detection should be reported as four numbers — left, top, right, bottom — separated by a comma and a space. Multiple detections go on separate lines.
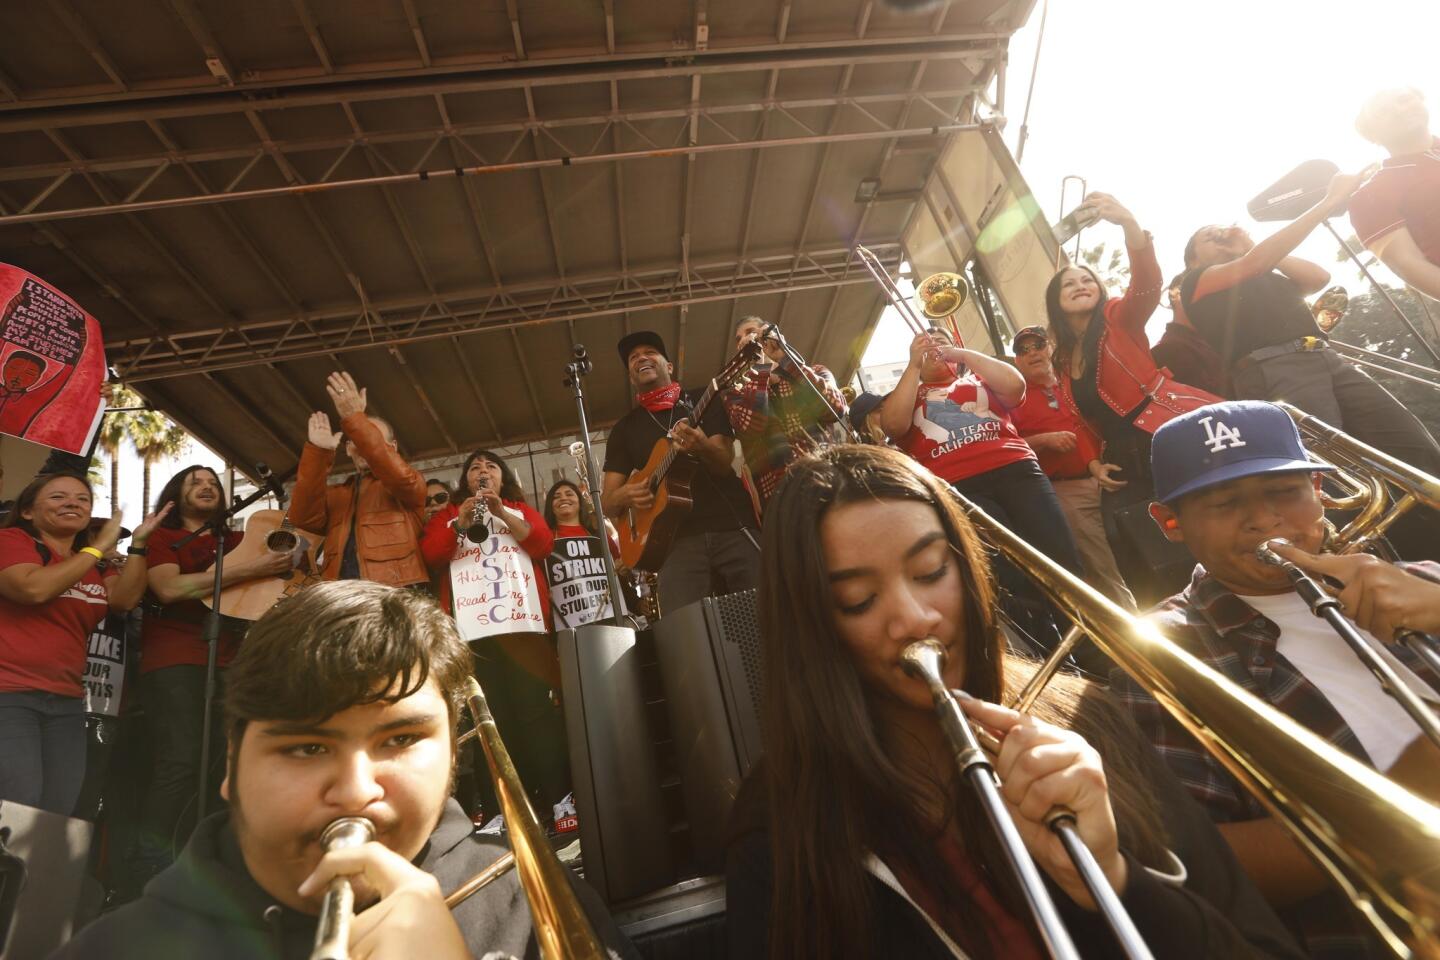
52, 581, 635, 960
1111, 399, 1440, 959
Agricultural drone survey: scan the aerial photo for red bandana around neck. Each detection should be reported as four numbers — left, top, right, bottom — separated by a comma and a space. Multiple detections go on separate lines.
637, 383, 682, 412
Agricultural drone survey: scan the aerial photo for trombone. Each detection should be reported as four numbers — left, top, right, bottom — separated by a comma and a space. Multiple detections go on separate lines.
947, 492, 1440, 958
853, 245, 972, 348
310, 678, 605, 960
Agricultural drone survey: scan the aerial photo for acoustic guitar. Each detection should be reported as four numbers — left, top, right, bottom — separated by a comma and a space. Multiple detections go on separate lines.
616, 340, 761, 571
201, 509, 324, 621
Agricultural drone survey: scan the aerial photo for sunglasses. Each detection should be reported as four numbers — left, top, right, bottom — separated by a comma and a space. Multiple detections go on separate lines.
425, 491, 450, 506
1015, 340, 1048, 356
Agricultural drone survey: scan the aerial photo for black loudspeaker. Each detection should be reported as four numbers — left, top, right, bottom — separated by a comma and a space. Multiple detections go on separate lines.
1248, 159, 1341, 222
0, 800, 94, 960
651, 590, 764, 868
557, 623, 675, 905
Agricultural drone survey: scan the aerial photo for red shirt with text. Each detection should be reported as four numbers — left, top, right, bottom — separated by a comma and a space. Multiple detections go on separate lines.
0, 527, 109, 696
895, 375, 1035, 483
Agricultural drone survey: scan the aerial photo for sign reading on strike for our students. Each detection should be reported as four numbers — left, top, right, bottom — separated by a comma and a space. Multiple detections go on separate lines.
83, 618, 126, 718
543, 536, 620, 629
0, 264, 106, 456
449, 522, 545, 640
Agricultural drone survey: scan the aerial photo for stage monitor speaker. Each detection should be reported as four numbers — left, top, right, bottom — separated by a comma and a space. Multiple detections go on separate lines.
1248, 159, 1342, 222
651, 590, 764, 869
0, 800, 94, 960
558, 623, 674, 905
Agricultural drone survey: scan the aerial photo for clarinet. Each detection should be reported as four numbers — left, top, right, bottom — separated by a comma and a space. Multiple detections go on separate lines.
464, 479, 492, 545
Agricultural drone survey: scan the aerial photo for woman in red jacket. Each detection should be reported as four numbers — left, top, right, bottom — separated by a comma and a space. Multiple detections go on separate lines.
1046, 193, 1221, 605
421, 449, 564, 822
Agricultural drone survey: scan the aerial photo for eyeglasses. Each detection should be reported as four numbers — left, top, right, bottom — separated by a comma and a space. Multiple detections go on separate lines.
1015, 341, 1048, 356
425, 491, 449, 506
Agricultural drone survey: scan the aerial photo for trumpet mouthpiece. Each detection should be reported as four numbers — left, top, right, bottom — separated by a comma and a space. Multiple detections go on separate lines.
1254, 538, 1292, 567
319, 817, 375, 852
900, 638, 947, 681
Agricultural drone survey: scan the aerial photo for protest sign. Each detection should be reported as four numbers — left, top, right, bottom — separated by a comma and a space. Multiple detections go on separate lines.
449, 522, 546, 640
543, 535, 620, 629
0, 264, 106, 455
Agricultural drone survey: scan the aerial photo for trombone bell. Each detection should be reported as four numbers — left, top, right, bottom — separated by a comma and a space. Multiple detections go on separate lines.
917, 272, 971, 321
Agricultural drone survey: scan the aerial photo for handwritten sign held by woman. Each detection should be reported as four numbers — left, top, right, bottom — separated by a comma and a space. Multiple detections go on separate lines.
449, 523, 546, 640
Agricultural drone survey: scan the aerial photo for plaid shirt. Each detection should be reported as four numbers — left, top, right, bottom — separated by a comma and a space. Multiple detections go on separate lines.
1111, 562, 1440, 959
723, 358, 847, 504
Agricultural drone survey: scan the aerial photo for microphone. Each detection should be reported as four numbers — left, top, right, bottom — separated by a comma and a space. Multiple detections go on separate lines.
255, 462, 287, 505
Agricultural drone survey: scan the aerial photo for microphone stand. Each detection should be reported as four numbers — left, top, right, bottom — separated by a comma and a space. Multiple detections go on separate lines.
1321, 219, 1440, 367
1257, 541, 1440, 752
173, 466, 287, 820
563, 345, 627, 625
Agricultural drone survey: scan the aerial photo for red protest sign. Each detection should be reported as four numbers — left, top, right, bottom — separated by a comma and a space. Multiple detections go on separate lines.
0, 264, 106, 455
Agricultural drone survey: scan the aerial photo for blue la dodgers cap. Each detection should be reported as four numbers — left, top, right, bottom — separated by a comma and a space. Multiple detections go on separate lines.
1150, 400, 1334, 505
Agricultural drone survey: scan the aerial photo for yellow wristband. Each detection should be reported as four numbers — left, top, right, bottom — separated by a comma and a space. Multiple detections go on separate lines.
79, 547, 104, 562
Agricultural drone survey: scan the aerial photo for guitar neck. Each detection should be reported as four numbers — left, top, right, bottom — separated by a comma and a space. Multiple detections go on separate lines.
654, 380, 718, 483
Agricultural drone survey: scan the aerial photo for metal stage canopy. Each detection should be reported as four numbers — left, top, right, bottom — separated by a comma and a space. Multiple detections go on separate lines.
0, 0, 1037, 477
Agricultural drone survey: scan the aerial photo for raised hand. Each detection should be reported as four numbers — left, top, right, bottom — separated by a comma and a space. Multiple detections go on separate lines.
91, 513, 126, 554
326, 371, 368, 419
1323, 167, 1372, 212
1082, 191, 1135, 228
309, 411, 342, 450
131, 502, 174, 547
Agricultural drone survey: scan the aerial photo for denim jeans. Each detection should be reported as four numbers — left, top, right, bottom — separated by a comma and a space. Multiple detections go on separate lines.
0, 690, 86, 816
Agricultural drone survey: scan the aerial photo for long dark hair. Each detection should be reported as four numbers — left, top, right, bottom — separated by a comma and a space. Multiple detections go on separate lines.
154, 464, 222, 529
455, 449, 524, 504
1044, 264, 1110, 376
1, 471, 94, 550
543, 479, 598, 537
753, 445, 1166, 959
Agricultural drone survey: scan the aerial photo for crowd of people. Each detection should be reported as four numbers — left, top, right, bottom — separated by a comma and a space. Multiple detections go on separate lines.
1, 86, 1439, 959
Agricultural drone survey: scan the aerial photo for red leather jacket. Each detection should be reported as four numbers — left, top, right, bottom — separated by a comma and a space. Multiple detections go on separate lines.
287, 413, 429, 586
1057, 240, 1222, 439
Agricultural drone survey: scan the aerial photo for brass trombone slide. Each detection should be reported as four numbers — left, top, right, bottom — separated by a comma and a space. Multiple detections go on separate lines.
955, 493, 1440, 958
462, 677, 607, 960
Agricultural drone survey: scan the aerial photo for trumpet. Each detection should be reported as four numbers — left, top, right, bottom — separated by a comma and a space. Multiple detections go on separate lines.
309, 817, 376, 960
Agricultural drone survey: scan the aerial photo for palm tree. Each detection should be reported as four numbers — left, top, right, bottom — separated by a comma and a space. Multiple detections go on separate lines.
96, 383, 144, 512
131, 410, 191, 512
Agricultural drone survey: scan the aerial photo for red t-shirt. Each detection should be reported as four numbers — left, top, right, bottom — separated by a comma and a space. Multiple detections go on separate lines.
0, 527, 109, 697
139, 525, 247, 675
1009, 380, 1101, 480
896, 375, 1035, 483
1350, 137, 1440, 266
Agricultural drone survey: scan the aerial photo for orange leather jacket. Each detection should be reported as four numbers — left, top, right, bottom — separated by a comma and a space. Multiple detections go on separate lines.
287, 413, 428, 586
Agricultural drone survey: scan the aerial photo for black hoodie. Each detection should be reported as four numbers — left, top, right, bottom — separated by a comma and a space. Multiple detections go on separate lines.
50, 800, 637, 959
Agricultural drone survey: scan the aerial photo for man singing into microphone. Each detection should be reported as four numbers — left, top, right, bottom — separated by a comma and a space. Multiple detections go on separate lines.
53, 581, 636, 959
288, 372, 429, 587
1111, 399, 1440, 959
1351, 87, 1440, 302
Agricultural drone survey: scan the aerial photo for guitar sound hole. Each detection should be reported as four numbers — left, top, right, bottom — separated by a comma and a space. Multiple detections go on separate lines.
266, 530, 297, 553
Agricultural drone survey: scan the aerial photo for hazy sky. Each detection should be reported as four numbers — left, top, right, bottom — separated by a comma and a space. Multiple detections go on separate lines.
862, 0, 1439, 367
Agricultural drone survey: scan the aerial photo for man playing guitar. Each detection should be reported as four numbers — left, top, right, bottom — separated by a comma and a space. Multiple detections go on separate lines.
601, 331, 759, 613
122, 464, 294, 897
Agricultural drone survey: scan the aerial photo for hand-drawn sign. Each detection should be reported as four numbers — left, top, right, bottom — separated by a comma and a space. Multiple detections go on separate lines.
0, 265, 106, 455
449, 523, 546, 640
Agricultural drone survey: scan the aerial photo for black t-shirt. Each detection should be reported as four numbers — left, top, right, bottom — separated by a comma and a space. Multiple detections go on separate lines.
604, 389, 756, 535
1179, 269, 1322, 367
